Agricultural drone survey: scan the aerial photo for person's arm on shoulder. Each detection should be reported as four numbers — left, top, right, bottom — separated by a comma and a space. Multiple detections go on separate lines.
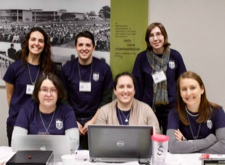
65, 128, 79, 154
5, 82, 14, 106
167, 129, 217, 153
11, 126, 28, 151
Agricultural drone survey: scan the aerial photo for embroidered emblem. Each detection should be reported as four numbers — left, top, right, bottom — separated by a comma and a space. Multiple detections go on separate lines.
93, 73, 99, 81
56, 119, 63, 130
168, 61, 175, 69
207, 119, 212, 129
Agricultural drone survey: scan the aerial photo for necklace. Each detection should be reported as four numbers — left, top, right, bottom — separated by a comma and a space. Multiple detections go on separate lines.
28, 64, 40, 85
39, 110, 55, 134
118, 109, 131, 123
185, 108, 201, 139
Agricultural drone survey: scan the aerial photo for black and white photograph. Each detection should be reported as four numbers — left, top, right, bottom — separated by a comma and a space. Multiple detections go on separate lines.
0, 0, 110, 86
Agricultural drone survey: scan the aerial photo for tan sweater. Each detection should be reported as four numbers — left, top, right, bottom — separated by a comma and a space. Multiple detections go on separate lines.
95, 99, 161, 134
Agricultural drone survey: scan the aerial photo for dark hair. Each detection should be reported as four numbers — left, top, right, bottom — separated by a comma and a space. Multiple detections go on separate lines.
32, 73, 66, 102
10, 43, 14, 47
145, 22, 171, 50
176, 71, 220, 125
74, 31, 95, 46
21, 27, 53, 73
114, 72, 135, 90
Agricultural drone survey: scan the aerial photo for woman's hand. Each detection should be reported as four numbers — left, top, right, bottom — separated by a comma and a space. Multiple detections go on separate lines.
77, 121, 85, 135
175, 129, 186, 141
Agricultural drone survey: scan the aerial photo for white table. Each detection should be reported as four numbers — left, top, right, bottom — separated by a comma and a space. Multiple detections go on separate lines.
0, 146, 203, 165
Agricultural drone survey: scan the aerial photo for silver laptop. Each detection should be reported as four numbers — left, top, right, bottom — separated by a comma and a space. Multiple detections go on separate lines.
88, 125, 153, 164
13, 134, 71, 162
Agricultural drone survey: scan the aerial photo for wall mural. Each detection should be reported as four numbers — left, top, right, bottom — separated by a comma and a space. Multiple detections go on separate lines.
0, 0, 110, 86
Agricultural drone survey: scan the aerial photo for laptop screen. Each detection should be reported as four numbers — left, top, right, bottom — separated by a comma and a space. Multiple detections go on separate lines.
13, 134, 71, 162
88, 125, 153, 163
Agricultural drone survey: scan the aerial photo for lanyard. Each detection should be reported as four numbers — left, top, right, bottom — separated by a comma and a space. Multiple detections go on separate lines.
28, 64, 40, 85
77, 60, 93, 82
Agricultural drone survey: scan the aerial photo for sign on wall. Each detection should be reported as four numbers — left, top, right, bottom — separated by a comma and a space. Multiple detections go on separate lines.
110, 0, 148, 78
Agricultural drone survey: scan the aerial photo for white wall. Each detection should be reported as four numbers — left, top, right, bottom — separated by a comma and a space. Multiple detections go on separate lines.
0, 87, 8, 146
149, 0, 225, 108
0, 0, 225, 145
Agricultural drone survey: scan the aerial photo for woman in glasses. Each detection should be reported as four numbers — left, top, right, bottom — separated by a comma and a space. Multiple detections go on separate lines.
132, 22, 186, 134
167, 71, 225, 154
11, 73, 79, 153
95, 72, 161, 134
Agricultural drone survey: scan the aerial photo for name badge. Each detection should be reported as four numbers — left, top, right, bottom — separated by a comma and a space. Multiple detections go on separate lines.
26, 84, 34, 95
152, 70, 167, 84
79, 81, 91, 92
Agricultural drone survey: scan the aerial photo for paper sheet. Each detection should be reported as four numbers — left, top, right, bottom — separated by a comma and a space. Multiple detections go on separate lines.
0, 146, 15, 164
74, 150, 139, 165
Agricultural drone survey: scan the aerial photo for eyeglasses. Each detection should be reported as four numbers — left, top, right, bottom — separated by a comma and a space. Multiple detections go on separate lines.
39, 88, 57, 95
149, 32, 162, 39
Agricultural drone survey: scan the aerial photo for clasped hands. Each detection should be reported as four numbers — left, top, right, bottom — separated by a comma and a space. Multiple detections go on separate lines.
175, 129, 186, 141
77, 119, 94, 135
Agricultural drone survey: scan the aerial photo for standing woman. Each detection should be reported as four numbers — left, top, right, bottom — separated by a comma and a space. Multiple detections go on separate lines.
3, 27, 55, 146
132, 22, 186, 134
167, 71, 225, 154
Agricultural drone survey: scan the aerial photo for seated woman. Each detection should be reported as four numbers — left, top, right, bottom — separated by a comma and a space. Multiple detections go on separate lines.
95, 72, 161, 134
167, 71, 225, 154
11, 73, 79, 153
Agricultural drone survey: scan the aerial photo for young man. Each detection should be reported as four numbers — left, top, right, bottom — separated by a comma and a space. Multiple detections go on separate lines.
61, 31, 113, 149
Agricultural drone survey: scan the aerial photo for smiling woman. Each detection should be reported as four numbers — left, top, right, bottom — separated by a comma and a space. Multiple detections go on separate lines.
11, 73, 79, 153
132, 22, 187, 135
3, 27, 57, 147
167, 71, 225, 154
95, 72, 161, 134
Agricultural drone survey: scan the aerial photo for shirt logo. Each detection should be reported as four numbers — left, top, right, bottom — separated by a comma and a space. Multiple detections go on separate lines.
207, 119, 213, 129
169, 61, 175, 69
93, 73, 99, 81
56, 119, 63, 130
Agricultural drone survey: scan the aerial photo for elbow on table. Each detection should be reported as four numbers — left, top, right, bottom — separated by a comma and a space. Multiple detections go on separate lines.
168, 144, 180, 154
168, 141, 187, 154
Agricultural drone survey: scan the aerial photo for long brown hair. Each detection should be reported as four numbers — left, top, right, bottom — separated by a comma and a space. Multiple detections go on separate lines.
145, 22, 171, 50
176, 71, 220, 125
21, 27, 53, 73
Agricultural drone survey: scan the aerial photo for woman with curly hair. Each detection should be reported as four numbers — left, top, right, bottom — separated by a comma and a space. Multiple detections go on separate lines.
3, 26, 56, 146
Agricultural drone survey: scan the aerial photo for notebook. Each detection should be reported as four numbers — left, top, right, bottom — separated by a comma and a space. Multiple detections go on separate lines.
13, 134, 71, 162
88, 125, 153, 164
